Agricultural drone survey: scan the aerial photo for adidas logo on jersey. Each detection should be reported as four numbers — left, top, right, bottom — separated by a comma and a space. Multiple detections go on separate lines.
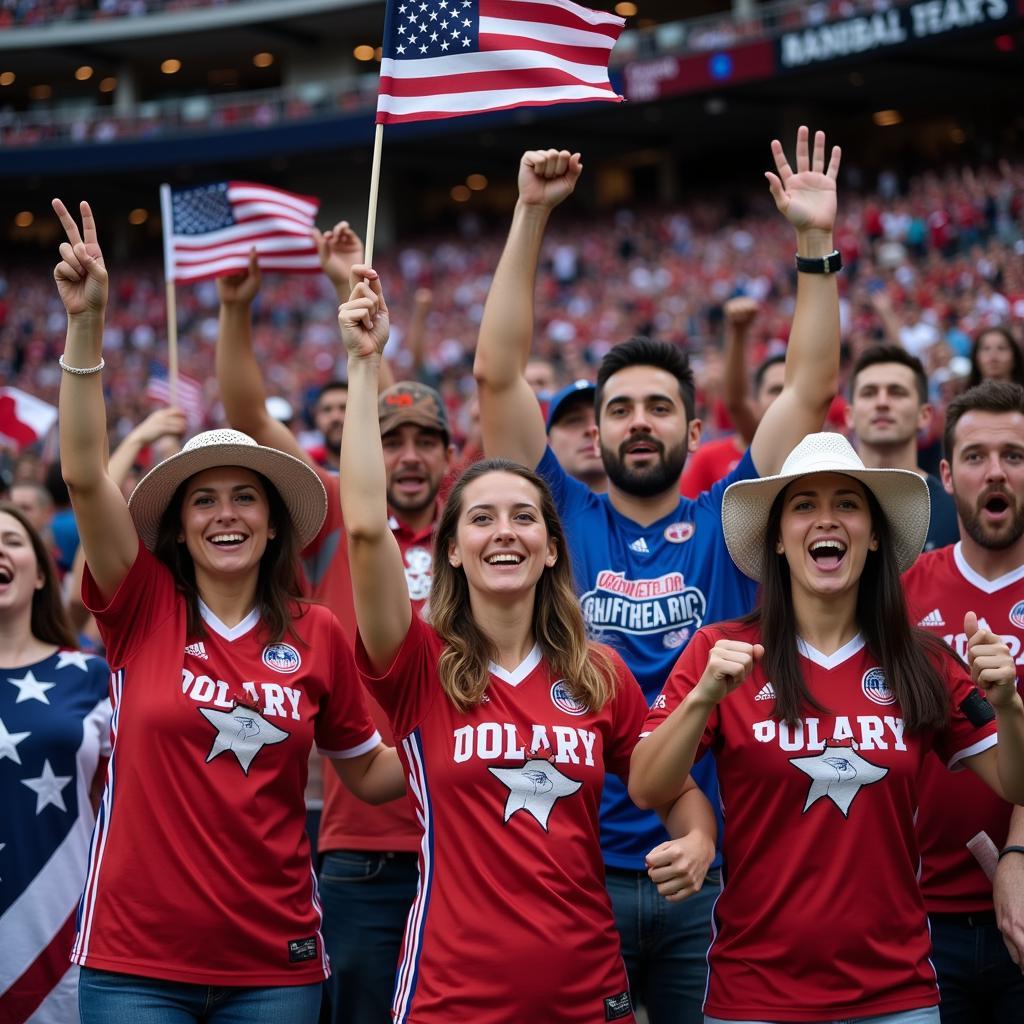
628, 537, 650, 554
184, 641, 209, 660
754, 682, 776, 702
918, 609, 945, 628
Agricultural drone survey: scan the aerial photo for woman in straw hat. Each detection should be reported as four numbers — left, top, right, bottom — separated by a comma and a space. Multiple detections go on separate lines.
629, 431, 1024, 1024
337, 264, 716, 1024
51, 199, 404, 1023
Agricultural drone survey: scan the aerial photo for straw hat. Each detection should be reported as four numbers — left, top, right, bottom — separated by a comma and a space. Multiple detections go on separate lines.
721, 432, 930, 581
128, 429, 327, 551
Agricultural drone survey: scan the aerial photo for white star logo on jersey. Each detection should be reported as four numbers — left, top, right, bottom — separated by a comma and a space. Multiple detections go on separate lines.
789, 742, 888, 817
199, 705, 289, 775
488, 758, 582, 831
7, 670, 55, 704
55, 650, 93, 671
0, 716, 30, 764
21, 758, 73, 814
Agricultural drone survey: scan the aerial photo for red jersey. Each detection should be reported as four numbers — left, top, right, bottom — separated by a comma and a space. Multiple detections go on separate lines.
74, 543, 378, 986
356, 615, 646, 1024
318, 513, 435, 855
679, 437, 743, 498
644, 620, 996, 1023
902, 542, 1024, 913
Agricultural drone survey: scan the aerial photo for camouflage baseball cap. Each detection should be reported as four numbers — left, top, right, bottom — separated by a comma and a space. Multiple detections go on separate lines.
378, 381, 450, 440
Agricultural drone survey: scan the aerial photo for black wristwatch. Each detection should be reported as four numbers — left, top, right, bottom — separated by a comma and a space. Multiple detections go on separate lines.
795, 250, 842, 274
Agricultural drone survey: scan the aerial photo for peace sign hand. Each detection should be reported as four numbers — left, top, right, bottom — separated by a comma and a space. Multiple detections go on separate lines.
765, 126, 841, 235
51, 199, 108, 318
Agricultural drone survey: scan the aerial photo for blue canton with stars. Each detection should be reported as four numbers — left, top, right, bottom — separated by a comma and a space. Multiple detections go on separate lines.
1, 650, 109, 914
383, 0, 480, 60
171, 183, 234, 235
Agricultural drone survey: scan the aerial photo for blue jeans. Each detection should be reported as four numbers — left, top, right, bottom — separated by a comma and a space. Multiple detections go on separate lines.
607, 866, 720, 1024
929, 912, 1024, 1024
705, 1012, 939, 1024
318, 850, 418, 1024
79, 968, 322, 1024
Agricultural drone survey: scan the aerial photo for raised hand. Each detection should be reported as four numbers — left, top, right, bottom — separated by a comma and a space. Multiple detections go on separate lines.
518, 149, 582, 210
645, 834, 714, 903
964, 611, 1018, 709
696, 640, 764, 705
133, 407, 188, 446
765, 126, 841, 235
52, 199, 108, 317
315, 220, 365, 292
216, 248, 262, 306
339, 265, 389, 360
724, 296, 759, 330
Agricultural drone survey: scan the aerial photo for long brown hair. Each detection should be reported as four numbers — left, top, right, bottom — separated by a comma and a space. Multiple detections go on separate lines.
748, 482, 951, 732
152, 471, 307, 644
0, 502, 76, 649
428, 459, 617, 713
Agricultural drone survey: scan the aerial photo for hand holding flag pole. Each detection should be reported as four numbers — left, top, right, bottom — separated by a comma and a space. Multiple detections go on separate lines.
365, 0, 626, 262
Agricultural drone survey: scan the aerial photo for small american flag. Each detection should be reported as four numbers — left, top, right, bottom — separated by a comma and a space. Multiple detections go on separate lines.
161, 181, 321, 283
145, 362, 206, 428
376, 0, 624, 124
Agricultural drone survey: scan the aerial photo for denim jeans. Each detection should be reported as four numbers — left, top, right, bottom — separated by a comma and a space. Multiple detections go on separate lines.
607, 866, 720, 1024
318, 850, 418, 1024
704, 1011, 939, 1024
929, 912, 1024, 1024
78, 967, 322, 1024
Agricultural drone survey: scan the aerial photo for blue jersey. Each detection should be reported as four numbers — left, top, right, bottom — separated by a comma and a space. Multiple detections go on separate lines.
537, 447, 759, 869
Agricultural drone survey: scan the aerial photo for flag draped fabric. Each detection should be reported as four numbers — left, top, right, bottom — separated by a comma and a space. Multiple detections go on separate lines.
145, 362, 205, 428
376, 0, 624, 124
164, 181, 320, 283
0, 387, 58, 450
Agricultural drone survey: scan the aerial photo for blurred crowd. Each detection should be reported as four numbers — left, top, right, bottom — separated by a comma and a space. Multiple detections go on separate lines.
2, 156, 1022, 490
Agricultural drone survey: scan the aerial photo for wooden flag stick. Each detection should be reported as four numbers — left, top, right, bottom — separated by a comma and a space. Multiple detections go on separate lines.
158, 183, 180, 408
364, 122, 384, 267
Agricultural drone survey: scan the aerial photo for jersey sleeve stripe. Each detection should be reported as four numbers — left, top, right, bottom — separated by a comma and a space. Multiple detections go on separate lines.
317, 731, 382, 759
946, 732, 998, 772
393, 730, 433, 1023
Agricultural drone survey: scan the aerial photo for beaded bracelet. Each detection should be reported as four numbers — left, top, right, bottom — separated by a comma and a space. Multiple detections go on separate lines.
58, 355, 105, 376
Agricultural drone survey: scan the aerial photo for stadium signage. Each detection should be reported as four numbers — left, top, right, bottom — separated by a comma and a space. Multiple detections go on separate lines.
778, 0, 1012, 69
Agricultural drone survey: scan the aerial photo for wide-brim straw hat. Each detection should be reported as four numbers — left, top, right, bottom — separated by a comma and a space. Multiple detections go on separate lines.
128, 428, 327, 551
722, 432, 930, 581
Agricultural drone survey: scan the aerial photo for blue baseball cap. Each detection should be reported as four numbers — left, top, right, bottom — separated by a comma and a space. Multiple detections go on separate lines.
545, 379, 596, 432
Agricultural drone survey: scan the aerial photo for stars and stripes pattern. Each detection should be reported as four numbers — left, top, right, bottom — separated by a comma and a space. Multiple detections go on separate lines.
163, 181, 321, 283
1, 650, 111, 1024
144, 361, 206, 429
377, 0, 624, 124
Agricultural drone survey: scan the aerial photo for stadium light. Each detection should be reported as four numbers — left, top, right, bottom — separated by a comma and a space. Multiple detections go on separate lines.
129, 209, 149, 225
75, 66, 94, 82
451, 185, 471, 202
466, 174, 488, 191
15, 212, 34, 228
253, 52, 274, 68
0, 72, 14, 87
99, 77, 117, 93
872, 109, 902, 127
161, 59, 182, 75
614, 2, 637, 16
353, 45, 375, 61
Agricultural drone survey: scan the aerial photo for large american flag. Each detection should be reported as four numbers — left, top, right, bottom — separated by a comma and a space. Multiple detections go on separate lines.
376, 0, 624, 124
161, 181, 321, 283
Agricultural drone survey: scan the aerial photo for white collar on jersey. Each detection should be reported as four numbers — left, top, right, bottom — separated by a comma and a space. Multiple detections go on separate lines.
953, 542, 1024, 594
488, 644, 542, 686
796, 633, 865, 670
198, 600, 260, 642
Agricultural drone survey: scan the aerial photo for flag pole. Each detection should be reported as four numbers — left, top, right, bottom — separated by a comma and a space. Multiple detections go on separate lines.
364, 122, 384, 267
158, 183, 180, 410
